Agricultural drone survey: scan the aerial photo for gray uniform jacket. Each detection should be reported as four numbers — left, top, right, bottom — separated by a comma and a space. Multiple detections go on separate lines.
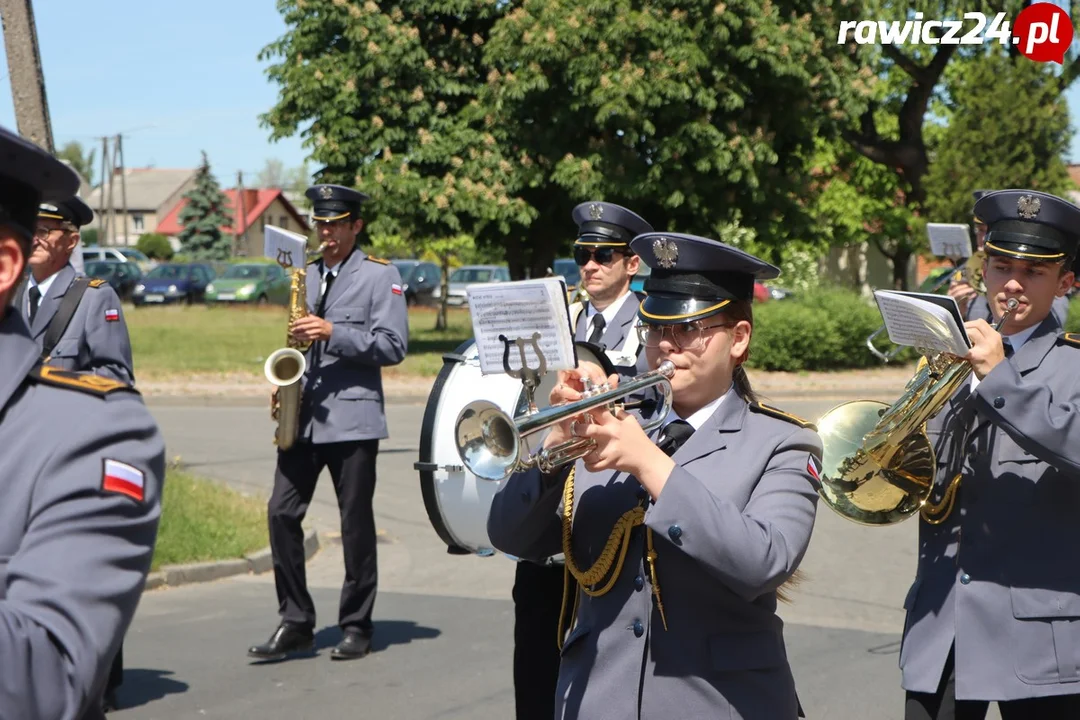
966, 293, 1069, 328
21, 264, 134, 384
487, 392, 822, 719
900, 316, 1080, 701
297, 248, 409, 444
0, 308, 164, 720
571, 292, 649, 379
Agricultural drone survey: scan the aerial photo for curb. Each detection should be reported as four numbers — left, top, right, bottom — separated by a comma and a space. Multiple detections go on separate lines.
145, 527, 320, 591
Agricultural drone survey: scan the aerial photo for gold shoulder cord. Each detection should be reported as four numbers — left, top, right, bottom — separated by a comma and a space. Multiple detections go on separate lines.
557, 467, 668, 651
920, 473, 962, 525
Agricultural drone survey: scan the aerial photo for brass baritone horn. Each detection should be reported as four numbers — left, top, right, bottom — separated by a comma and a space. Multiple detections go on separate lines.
816, 298, 1018, 526
454, 360, 676, 483
265, 242, 327, 451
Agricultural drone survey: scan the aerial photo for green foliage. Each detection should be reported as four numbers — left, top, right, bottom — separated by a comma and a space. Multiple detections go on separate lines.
177, 151, 233, 262
748, 287, 903, 371
1066, 296, 1080, 334
924, 48, 1074, 224
79, 228, 99, 247
57, 140, 95, 186
136, 232, 174, 260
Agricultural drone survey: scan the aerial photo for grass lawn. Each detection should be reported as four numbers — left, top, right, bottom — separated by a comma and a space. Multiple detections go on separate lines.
127, 303, 473, 381
152, 468, 269, 571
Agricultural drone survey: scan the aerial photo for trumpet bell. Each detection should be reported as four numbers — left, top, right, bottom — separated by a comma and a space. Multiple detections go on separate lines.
264, 347, 306, 387
455, 400, 521, 482
816, 400, 936, 526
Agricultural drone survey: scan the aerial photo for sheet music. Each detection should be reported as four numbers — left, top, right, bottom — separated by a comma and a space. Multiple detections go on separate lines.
264, 225, 309, 268
467, 278, 576, 375
926, 223, 973, 259
874, 290, 971, 356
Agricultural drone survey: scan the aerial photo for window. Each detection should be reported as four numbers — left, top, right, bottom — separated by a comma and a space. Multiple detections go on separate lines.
132, 214, 144, 232
280, 215, 288, 228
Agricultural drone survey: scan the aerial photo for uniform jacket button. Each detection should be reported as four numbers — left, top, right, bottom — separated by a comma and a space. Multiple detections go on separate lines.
668, 524, 682, 542
634, 575, 644, 591
960, 573, 971, 585
993, 397, 1005, 409
632, 619, 644, 637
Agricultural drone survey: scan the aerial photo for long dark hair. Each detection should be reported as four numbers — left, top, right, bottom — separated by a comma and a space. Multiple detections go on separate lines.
720, 300, 760, 404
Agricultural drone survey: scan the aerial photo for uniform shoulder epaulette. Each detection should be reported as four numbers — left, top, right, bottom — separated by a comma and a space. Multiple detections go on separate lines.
29, 366, 136, 397
87, 278, 108, 288
1059, 332, 1080, 349
749, 401, 817, 430
365, 255, 390, 265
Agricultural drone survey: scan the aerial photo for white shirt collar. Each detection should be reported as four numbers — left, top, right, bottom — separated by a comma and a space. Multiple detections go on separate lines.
28, 265, 68, 302
661, 382, 735, 432
1002, 323, 1040, 352
585, 289, 633, 327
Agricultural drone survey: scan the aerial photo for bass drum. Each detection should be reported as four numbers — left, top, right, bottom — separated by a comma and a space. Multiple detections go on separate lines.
416, 338, 613, 556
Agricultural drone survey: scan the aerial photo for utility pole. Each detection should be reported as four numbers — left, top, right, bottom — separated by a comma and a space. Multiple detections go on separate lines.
0, 0, 53, 152
106, 139, 116, 245
97, 136, 109, 244
117, 134, 129, 245
234, 170, 247, 257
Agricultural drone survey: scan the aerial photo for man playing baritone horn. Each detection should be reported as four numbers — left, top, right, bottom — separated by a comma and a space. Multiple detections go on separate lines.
901, 189, 1080, 720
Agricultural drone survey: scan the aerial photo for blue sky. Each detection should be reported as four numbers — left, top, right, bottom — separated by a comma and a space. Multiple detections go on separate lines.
2, 0, 1080, 192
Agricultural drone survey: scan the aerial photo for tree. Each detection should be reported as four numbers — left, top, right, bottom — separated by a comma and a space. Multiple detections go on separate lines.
257, 158, 286, 188
837, 0, 1080, 288
923, 48, 1074, 226
57, 140, 95, 185
177, 151, 233, 261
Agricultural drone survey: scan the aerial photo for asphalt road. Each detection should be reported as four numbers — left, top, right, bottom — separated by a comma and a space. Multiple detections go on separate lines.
108, 392, 1001, 719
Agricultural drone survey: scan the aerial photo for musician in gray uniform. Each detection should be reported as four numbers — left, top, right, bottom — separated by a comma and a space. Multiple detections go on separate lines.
489, 232, 823, 720
952, 190, 1070, 327
22, 196, 134, 383
901, 189, 1080, 719
0, 125, 165, 718
249, 184, 409, 663
512, 200, 653, 720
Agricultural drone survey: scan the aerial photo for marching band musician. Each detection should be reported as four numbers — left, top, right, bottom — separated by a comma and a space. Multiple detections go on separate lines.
951, 189, 1070, 326
900, 190, 1080, 719
489, 232, 823, 719
248, 184, 409, 663
512, 201, 654, 720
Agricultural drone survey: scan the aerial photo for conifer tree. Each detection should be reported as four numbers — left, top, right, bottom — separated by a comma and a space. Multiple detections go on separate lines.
178, 151, 233, 261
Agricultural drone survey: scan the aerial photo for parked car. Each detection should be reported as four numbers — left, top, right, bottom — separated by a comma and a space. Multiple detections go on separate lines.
83, 260, 143, 301
391, 259, 442, 306
206, 263, 291, 305
82, 246, 128, 264
433, 264, 511, 306
551, 258, 581, 293
131, 262, 215, 306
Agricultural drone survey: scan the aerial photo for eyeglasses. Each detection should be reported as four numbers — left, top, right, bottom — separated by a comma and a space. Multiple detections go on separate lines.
33, 225, 68, 240
574, 247, 624, 266
635, 321, 733, 350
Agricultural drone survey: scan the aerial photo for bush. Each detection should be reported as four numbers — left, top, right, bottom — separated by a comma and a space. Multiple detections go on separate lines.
747, 287, 915, 371
137, 233, 174, 260
1067, 295, 1080, 333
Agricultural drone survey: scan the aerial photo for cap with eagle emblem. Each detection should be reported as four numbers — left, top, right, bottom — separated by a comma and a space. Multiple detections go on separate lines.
38, 195, 94, 228
973, 189, 1080, 267
306, 183, 370, 222
571, 201, 652, 250
631, 232, 779, 324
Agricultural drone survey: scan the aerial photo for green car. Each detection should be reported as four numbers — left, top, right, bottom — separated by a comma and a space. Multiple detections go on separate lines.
206, 263, 292, 305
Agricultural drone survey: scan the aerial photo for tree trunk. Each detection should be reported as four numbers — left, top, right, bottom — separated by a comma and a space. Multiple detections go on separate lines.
435, 256, 450, 331
892, 246, 912, 290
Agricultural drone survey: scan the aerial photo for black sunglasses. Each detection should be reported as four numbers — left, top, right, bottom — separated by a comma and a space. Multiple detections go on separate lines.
574, 247, 625, 266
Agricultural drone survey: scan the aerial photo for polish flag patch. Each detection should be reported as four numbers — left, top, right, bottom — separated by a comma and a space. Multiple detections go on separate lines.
806, 455, 821, 487
391, 284, 403, 295
102, 459, 145, 502
104, 308, 120, 322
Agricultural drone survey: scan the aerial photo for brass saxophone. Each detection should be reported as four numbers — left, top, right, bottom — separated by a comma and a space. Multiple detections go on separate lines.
264, 243, 325, 450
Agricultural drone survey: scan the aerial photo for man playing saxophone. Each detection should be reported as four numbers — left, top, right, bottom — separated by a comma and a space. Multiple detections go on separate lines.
900, 190, 1080, 719
249, 184, 409, 663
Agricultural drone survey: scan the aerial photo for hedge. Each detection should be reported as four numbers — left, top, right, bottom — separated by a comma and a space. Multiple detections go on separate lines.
747, 289, 1080, 372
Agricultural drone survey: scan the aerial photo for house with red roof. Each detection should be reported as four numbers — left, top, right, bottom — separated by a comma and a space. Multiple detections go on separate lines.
156, 188, 311, 257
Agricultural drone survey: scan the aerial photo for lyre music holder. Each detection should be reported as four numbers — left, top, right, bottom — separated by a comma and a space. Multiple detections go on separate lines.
499, 332, 547, 415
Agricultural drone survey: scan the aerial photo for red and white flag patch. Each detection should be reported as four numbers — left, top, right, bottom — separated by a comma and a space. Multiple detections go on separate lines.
391, 283, 403, 296
105, 308, 120, 322
102, 459, 145, 502
806, 455, 821, 486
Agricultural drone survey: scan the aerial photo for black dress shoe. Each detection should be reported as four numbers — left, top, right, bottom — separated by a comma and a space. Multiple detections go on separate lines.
330, 630, 372, 660
101, 689, 119, 713
247, 623, 314, 661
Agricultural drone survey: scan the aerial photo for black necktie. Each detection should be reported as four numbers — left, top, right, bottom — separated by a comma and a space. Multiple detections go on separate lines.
1003, 339, 1014, 359
587, 314, 606, 345
658, 420, 694, 457
28, 286, 41, 324
316, 271, 336, 317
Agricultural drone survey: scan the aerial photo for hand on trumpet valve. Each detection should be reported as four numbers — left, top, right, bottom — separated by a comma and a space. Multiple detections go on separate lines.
542, 362, 620, 451
963, 318, 1007, 379
575, 401, 654, 476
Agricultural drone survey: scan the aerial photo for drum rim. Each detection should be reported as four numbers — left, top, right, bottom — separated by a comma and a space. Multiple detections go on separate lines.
416, 337, 476, 554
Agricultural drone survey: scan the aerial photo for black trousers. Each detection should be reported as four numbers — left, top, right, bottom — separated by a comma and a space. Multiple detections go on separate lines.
269, 439, 379, 633
105, 644, 123, 693
513, 560, 571, 720
905, 645, 1080, 720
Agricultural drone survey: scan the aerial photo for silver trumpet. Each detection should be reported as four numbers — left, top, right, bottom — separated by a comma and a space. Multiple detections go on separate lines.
454, 360, 677, 482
